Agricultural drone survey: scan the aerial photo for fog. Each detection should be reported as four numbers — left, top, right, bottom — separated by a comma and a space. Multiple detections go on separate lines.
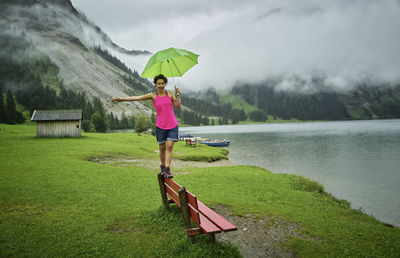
0, 2, 147, 62
3, 1, 400, 93
70, 0, 400, 92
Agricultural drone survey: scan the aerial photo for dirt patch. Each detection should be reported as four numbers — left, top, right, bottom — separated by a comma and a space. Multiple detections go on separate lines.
214, 205, 303, 258
88, 156, 234, 173
106, 218, 140, 234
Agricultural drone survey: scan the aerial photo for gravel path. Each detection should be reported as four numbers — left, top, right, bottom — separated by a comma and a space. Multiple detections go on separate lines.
89, 156, 234, 172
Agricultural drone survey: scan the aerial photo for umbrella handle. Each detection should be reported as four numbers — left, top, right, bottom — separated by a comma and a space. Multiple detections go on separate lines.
167, 59, 177, 88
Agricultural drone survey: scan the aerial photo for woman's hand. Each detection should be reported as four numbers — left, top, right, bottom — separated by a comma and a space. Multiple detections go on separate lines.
173, 85, 181, 108
112, 97, 123, 102
174, 85, 180, 96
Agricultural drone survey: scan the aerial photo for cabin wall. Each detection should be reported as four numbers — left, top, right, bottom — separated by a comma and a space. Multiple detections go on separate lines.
36, 120, 81, 137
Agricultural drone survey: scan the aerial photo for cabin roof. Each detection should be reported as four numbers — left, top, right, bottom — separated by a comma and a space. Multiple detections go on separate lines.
31, 110, 82, 121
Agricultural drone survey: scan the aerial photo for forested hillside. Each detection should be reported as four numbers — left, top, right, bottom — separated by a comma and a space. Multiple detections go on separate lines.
180, 80, 400, 124
2, 29, 399, 129
225, 81, 400, 121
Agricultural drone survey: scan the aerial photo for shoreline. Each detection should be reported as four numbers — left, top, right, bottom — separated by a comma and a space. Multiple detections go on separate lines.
179, 119, 400, 228
179, 118, 400, 128
90, 154, 398, 229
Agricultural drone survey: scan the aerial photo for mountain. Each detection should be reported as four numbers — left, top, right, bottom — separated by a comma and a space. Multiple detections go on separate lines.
0, 0, 152, 119
1, 0, 399, 126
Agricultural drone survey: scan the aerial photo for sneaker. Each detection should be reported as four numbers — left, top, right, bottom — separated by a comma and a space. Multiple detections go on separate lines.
160, 164, 166, 177
165, 167, 173, 179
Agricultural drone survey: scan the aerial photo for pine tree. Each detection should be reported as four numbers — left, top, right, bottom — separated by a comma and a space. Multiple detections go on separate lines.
91, 112, 107, 132
121, 112, 129, 129
107, 112, 117, 130
128, 116, 135, 128
0, 86, 5, 123
5, 90, 18, 124
91, 98, 108, 132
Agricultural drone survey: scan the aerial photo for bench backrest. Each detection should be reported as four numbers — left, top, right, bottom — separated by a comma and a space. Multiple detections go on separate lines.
164, 177, 200, 225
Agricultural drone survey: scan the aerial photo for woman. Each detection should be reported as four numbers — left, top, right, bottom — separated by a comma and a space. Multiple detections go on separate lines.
112, 74, 181, 178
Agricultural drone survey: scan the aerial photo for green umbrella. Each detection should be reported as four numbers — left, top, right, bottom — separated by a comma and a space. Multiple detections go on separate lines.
141, 47, 199, 78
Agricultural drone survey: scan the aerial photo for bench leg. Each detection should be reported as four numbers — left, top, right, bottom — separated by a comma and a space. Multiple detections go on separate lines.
157, 173, 169, 210
208, 233, 216, 243
178, 187, 196, 242
178, 187, 191, 228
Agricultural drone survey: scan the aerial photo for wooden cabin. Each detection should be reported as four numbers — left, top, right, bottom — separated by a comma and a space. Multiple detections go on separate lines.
31, 110, 82, 137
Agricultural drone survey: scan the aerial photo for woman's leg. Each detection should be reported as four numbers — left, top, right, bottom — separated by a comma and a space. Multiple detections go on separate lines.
159, 143, 166, 166
165, 140, 175, 168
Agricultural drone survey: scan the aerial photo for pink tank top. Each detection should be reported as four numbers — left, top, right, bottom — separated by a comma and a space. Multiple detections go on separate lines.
153, 92, 178, 129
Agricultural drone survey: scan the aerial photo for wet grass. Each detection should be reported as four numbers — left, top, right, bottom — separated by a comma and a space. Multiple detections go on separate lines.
1, 123, 399, 257
0, 123, 238, 257
176, 166, 400, 257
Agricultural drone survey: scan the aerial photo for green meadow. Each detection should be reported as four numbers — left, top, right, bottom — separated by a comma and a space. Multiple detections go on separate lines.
1, 123, 399, 257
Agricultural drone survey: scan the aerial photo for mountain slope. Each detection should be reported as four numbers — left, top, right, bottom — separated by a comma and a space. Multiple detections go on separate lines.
0, 0, 153, 118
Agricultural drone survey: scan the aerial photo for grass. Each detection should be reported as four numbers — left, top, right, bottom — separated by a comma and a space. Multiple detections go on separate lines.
177, 167, 400, 257
1, 123, 400, 257
175, 144, 228, 162
219, 94, 260, 113
347, 106, 371, 119
0, 124, 238, 257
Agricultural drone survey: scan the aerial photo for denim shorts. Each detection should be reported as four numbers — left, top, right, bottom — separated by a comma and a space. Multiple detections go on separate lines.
155, 126, 179, 144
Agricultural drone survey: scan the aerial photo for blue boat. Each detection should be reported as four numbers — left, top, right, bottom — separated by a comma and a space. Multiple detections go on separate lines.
198, 140, 230, 147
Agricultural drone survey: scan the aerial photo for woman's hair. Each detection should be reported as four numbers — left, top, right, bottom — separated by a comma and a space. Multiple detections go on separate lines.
153, 74, 168, 84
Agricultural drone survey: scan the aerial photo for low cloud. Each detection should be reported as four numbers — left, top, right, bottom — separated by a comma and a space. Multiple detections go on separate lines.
0, 2, 147, 61
3, 0, 397, 93
185, 0, 400, 92
72, 0, 400, 92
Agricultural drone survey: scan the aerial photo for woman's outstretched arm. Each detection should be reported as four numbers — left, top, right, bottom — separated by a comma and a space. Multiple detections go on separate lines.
112, 93, 154, 102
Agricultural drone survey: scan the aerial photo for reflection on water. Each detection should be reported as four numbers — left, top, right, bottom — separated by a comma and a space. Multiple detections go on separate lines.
180, 120, 400, 227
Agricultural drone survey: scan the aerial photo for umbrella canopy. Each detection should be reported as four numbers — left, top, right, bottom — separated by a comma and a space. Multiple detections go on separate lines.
141, 47, 199, 78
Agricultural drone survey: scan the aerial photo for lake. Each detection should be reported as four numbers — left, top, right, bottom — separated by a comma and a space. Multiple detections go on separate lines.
180, 120, 400, 227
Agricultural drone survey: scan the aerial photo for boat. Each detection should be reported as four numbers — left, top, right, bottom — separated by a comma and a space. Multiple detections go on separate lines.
198, 140, 230, 147
178, 134, 194, 140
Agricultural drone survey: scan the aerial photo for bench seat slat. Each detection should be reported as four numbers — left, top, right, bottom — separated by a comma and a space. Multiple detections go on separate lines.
198, 213, 221, 234
164, 178, 182, 192
197, 201, 237, 232
165, 184, 181, 208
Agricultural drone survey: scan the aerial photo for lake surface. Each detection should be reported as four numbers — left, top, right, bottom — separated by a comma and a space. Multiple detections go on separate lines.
180, 120, 400, 227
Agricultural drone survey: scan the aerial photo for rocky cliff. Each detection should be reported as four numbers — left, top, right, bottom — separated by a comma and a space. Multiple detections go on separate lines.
0, 0, 153, 118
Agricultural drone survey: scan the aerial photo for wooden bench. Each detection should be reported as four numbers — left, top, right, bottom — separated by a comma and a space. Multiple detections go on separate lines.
157, 174, 237, 242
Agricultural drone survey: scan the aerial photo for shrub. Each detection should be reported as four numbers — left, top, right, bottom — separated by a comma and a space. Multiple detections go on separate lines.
134, 115, 151, 135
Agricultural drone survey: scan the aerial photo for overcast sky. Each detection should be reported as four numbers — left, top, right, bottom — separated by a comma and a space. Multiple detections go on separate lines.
70, 0, 400, 92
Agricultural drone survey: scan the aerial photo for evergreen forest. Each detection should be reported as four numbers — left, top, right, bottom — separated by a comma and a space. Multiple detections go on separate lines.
1, 34, 400, 131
